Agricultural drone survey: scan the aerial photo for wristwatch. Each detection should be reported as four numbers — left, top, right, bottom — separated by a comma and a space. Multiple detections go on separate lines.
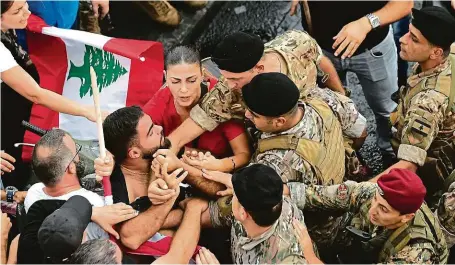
5, 186, 18, 203
366, 13, 381, 30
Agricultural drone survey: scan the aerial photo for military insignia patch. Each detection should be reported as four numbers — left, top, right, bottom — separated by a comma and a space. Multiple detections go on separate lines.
337, 184, 348, 200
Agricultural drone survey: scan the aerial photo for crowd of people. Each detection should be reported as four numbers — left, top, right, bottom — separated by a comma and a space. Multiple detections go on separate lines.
1, 0, 455, 264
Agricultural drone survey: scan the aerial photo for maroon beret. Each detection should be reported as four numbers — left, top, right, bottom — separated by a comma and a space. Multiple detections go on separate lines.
377, 168, 426, 214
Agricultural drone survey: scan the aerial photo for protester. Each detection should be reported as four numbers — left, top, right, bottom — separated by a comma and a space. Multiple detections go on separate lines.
143, 45, 250, 171
69, 239, 122, 264
291, 0, 413, 166
376, 6, 455, 208
103, 106, 187, 254
17, 196, 136, 264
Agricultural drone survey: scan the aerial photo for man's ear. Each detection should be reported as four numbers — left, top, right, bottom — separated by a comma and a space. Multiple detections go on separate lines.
128, 147, 141, 160
68, 162, 77, 175
400, 213, 415, 223
238, 206, 248, 222
429, 46, 444, 60
274, 117, 287, 129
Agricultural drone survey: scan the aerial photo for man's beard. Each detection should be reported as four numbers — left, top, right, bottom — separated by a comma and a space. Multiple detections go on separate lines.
141, 135, 172, 160
74, 159, 86, 182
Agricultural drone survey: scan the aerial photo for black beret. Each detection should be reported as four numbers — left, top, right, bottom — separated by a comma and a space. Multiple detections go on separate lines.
232, 164, 283, 212
242, 72, 300, 117
412, 7, 455, 48
212, 32, 264, 73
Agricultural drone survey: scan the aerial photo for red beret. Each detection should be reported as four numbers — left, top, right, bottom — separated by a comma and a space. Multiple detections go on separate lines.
377, 168, 426, 214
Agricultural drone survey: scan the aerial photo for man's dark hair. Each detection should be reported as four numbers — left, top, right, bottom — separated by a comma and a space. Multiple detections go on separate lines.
1, 1, 13, 14
68, 239, 118, 264
165, 45, 201, 70
32, 129, 73, 186
247, 201, 283, 227
103, 106, 144, 164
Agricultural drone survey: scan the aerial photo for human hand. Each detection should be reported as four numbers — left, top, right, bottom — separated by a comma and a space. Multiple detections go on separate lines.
201, 169, 233, 196
1, 151, 15, 175
94, 151, 114, 180
13, 191, 27, 204
179, 197, 209, 213
332, 17, 371, 59
152, 149, 183, 174
196, 247, 220, 265
289, 0, 300, 16
91, 203, 138, 239
148, 165, 187, 205
91, 0, 110, 18
292, 218, 314, 255
181, 151, 223, 171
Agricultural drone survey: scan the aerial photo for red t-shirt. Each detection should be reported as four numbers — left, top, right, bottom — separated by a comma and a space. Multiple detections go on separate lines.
143, 80, 245, 158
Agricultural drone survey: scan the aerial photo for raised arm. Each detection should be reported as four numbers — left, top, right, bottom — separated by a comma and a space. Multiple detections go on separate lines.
2, 65, 98, 122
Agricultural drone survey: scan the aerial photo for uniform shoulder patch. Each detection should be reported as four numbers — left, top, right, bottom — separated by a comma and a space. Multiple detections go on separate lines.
337, 184, 348, 200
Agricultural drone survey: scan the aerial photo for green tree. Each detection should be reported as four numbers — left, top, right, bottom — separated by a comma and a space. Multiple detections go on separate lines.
67, 45, 128, 98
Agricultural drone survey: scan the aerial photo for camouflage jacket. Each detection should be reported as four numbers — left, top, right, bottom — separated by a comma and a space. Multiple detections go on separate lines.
436, 181, 455, 248
288, 181, 448, 264
210, 197, 307, 264
391, 58, 454, 167
190, 30, 325, 131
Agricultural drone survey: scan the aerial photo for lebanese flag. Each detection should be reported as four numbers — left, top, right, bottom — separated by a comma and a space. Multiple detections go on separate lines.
22, 15, 164, 161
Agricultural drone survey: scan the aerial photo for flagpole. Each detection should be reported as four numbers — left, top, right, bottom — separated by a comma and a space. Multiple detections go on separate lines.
90, 67, 113, 206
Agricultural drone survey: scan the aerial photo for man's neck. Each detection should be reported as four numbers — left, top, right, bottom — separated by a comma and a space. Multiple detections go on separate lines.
419, 57, 446, 72
122, 158, 150, 174
275, 107, 304, 133
44, 176, 81, 197
385, 219, 410, 230
243, 220, 274, 239
263, 53, 284, 74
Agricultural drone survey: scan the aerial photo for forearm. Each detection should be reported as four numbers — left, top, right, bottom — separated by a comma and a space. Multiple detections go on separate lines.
119, 200, 175, 250
1, 237, 7, 265
168, 118, 206, 154
304, 248, 324, 265
3, 66, 88, 118
370, 160, 418, 183
159, 208, 202, 264
161, 209, 183, 229
181, 163, 224, 197
319, 56, 345, 94
218, 152, 250, 173
1, 190, 6, 201
373, 1, 413, 26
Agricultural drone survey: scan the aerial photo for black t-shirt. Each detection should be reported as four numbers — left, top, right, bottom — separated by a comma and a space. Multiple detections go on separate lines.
17, 200, 66, 264
303, 1, 389, 54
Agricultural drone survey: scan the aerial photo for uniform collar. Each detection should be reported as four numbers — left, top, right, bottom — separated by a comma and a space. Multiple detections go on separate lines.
237, 219, 279, 251
408, 59, 450, 87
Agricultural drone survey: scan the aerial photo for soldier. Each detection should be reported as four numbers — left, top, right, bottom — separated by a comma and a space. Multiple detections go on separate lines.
286, 168, 448, 264
375, 6, 455, 208
196, 73, 366, 256
181, 164, 308, 264
167, 30, 355, 154
435, 172, 455, 249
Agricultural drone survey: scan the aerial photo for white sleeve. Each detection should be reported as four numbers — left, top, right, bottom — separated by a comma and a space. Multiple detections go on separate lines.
0, 42, 18, 73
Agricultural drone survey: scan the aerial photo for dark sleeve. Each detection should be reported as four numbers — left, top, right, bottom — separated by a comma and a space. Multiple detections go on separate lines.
111, 165, 130, 204
17, 200, 65, 264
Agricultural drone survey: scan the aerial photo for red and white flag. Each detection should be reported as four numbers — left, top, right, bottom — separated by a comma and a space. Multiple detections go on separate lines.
22, 15, 164, 161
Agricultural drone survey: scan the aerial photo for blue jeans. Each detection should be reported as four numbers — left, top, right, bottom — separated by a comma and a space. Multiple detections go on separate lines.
323, 27, 398, 155
392, 16, 410, 87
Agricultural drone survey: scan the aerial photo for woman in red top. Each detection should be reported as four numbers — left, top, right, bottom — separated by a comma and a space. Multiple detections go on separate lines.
143, 46, 251, 172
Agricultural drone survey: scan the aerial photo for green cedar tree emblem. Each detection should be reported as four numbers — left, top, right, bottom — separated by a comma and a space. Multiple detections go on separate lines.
67, 45, 128, 98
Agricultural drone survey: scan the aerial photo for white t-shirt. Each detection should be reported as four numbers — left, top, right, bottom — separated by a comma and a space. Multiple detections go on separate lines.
0, 42, 18, 83
24, 182, 105, 212
24, 182, 109, 240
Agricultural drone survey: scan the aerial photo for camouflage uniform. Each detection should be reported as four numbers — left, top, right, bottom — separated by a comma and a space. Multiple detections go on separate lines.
190, 29, 325, 131
390, 53, 455, 207
288, 181, 449, 264
436, 180, 455, 248
210, 196, 307, 264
